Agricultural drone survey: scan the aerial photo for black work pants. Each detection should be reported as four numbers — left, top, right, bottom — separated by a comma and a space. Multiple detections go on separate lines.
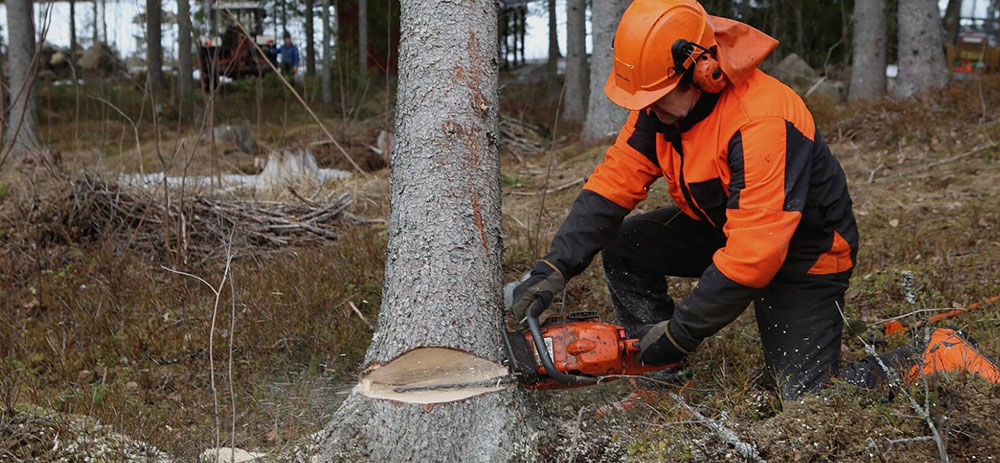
601, 206, 914, 399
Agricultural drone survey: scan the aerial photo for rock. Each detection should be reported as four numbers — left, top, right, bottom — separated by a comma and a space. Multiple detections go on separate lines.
77, 43, 126, 74
213, 125, 260, 155
772, 53, 817, 88
805, 78, 845, 102
49, 51, 67, 67
200, 448, 267, 463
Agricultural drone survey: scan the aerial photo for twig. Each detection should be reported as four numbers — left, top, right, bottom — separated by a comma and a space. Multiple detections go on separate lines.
348, 301, 374, 329
508, 177, 585, 196
566, 405, 588, 463
887, 436, 935, 445
669, 393, 766, 463
915, 142, 998, 172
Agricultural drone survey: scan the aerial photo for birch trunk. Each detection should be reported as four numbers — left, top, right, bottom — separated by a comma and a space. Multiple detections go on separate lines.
3, 0, 42, 164
306, 0, 316, 75
322, 0, 333, 104
849, 0, 888, 100
582, 0, 629, 141
358, 0, 368, 72
893, 0, 948, 98
146, 0, 164, 91
178, 0, 194, 119
563, 0, 588, 122
315, 0, 535, 461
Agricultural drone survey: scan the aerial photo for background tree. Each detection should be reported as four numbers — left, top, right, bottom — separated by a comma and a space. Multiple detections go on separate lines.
3, 0, 42, 165
894, 0, 949, 98
582, 0, 628, 141
69, 0, 78, 51
943, 0, 963, 43
322, 0, 333, 104
359, 0, 368, 72
562, 0, 588, 122
146, 0, 164, 91
305, 0, 316, 75
849, 0, 888, 100
546, 0, 560, 100
178, 0, 195, 120
316, 0, 535, 459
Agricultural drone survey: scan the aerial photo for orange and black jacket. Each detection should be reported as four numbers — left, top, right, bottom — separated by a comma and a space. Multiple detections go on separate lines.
544, 69, 858, 353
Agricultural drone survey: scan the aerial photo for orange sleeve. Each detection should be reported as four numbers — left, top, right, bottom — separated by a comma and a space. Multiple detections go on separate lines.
713, 117, 802, 288
582, 111, 663, 210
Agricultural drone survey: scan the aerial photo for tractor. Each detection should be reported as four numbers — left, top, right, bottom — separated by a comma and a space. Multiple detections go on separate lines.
198, 1, 277, 90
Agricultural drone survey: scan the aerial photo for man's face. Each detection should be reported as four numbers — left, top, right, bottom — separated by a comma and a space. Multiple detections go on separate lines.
649, 82, 702, 125
284, 37, 292, 46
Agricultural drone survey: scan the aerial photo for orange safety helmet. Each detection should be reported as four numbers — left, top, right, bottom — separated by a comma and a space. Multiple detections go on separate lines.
605, 0, 725, 111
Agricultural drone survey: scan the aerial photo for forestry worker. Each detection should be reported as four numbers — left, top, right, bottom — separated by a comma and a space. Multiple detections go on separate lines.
511, 0, 1000, 399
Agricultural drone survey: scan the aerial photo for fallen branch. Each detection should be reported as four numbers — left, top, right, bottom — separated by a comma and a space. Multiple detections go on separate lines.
507, 178, 585, 196
669, 393, 767, 463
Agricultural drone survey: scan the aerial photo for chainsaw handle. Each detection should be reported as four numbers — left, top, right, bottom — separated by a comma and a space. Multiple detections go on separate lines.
526, 299, 598, 385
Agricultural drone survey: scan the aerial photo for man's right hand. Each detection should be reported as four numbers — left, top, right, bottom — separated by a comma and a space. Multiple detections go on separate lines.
510, 260, 566, 323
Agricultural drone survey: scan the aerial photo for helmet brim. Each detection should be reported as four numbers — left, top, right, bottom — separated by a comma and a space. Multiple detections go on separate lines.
603, 69, 681, 111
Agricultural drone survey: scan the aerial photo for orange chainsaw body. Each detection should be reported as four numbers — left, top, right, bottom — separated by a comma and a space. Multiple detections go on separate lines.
506, 312, 679, 390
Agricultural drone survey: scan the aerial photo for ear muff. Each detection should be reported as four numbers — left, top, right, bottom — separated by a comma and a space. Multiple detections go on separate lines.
692, 53, 726, 93
670, 39, 726, 94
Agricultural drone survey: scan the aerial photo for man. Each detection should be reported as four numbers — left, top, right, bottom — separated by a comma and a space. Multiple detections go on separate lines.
512, 0, 999, 399
271, 31, 300, 74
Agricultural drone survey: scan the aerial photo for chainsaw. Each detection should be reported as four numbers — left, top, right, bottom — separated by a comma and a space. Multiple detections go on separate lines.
503, 298, 682, 390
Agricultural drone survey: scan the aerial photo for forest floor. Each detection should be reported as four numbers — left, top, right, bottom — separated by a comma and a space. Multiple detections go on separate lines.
2, 74, 1000, 462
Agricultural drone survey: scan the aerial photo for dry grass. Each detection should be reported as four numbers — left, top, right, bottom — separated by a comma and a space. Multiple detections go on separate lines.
3, 75, 1000, 461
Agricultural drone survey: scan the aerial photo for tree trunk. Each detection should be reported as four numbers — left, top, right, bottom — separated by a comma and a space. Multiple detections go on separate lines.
546, 0, 560, 99
178, 0, 194, 119
849, 0, 888, 100
102, 0, 108, 44
146, 0, 164, 91
3, 0, 42, 164
563, 0, 588, 122
69, 0, 78, 51
943, 0, 962, 44
359, 0, 368, 72
316, 0, 536, 460
305, 0, 316, 75
893, 0, 948, 98
92, 0, 99, 44
582, 0, 629, 141
322, 0, 333, 104
281, 1, 288, 34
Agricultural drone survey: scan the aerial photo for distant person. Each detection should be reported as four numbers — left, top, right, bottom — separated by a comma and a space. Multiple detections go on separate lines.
271, 31, 300, 74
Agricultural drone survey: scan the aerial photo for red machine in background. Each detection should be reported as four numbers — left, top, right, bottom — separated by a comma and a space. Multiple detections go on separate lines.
198, 1, 276, 90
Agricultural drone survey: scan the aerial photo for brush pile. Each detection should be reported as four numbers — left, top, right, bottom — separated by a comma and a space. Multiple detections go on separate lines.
501, 115, 546, 161
44, 175, 359, 265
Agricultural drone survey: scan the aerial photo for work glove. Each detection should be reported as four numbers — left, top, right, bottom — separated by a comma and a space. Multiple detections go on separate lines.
638, 320, 693, 366
510, 260, 566, 323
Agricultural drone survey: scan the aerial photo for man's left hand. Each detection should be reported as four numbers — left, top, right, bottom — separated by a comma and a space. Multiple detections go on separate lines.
638, 320, 692, 366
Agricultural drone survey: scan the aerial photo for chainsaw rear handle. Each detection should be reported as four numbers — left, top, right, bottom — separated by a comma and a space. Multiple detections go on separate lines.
526, 299, 599, 385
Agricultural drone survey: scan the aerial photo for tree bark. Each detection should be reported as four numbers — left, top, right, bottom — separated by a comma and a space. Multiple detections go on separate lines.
322, 0, 333, 104
893, 0, 948, 98
3, 0, 42, 164
546, 0, 560, 100
306, 0, 316, 75
316, 0, 536, 461
359, 0, 369, 72
582, 0, 629, 141
146, 0, 164, 91
92, 0, 99, 44
69, 0, 78, 51
102, 0, 108, 44
178, 0, 194, 120
849, 0, 888, 100
563, 0, 588, 122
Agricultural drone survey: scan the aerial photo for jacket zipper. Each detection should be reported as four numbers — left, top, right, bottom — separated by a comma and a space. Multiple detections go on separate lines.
670, 134, 713, 225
